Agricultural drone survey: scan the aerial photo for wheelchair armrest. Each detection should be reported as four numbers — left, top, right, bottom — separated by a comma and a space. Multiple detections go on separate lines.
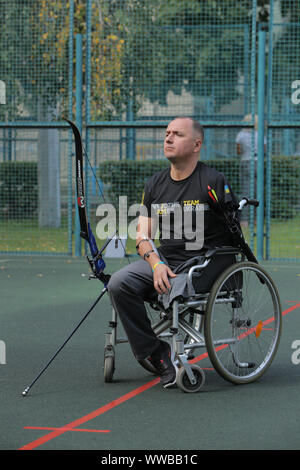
187, 247, 241, 283
187, 259, 211, 282
204, 246, 241, 259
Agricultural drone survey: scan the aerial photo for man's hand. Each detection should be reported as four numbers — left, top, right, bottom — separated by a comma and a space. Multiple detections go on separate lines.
153, 263, 177, 294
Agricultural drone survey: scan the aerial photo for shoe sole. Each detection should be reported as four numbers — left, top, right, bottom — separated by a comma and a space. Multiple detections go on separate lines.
155, 341, 178, 389
162, 362, 179, 389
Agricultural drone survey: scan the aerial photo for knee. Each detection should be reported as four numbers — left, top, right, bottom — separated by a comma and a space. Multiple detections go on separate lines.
107, 271, 120, 294
107, 260, 152, 300
107, 270, 128, 297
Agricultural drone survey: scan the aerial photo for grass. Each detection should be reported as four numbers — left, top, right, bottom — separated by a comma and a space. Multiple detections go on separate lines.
269, 216, 300, 259
0, 219, 71, 254
0, 216, 300, 259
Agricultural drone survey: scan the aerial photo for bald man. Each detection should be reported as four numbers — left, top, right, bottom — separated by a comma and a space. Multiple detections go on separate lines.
108, 117, 237, 388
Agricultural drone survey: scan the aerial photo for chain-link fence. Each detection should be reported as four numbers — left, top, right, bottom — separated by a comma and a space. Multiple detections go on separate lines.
266, 1, 300, 260
84, 0, 257, 256
0, 0, 299, 260
0, 0, 74, 254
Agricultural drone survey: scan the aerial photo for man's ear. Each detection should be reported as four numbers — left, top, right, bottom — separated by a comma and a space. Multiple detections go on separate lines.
194, 138, 202, 152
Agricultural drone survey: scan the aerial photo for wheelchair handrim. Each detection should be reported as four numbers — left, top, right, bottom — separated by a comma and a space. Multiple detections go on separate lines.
204, 262, 282, 384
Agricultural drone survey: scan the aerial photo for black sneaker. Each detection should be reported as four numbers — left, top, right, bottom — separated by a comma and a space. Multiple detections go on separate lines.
148, 341, 177, 389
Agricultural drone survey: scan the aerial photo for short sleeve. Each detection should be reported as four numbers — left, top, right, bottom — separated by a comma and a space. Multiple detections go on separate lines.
235, 131, 242, 144
207, 173, 238, 209
216, 175, 237, 205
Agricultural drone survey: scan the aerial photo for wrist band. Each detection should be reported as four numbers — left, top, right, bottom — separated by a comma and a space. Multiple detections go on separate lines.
143, 249, 154, 260
152, 261, 165, 272
136, 238, 149, 252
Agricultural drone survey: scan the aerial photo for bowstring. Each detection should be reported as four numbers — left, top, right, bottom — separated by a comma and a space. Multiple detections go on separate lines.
81, 141, 131, 265
82, 136, 163, 323
81, 142, 158, 320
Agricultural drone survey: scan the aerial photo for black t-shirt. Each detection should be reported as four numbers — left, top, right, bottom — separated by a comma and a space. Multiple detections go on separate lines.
141, 161, 237, 267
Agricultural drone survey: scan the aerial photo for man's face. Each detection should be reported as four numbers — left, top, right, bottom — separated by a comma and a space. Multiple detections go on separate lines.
164, 118, 201, 162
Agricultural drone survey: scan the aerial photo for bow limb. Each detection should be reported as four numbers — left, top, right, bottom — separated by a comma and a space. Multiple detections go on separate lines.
65, 119, 89, 241
65, 118, 111, 285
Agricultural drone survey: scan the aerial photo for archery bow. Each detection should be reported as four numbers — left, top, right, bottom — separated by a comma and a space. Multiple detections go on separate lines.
65, 119, 112, 286
21, 119, 113, 396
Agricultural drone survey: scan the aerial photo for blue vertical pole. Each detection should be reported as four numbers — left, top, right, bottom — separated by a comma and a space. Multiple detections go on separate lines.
85, 0, 92, 251
283, 98, 290, 155
67, 0, 74, 255
205, 96, 211, 160
257, 26, 266, 260
249, 0, 257, 251
265, 127, 272, 258
243, 24, 249, 115
266, 0, 274, 260
126, 97, 135, 160
75, 33, 83, 257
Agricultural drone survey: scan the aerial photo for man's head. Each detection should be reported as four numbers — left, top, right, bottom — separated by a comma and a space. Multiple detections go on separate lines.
164, 117, 204, 164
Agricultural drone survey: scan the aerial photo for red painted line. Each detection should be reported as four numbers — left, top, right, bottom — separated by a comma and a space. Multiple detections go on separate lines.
190, 351, 209, 364
24, 427, 111, 433
19, 301, 300, 451
282, 301, 300, 316
19, 378, 159, 450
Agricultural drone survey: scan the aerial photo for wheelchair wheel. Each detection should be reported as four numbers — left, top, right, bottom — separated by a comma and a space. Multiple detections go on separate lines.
204, 262, 282, 385
176, 365, 205, 393
103, 345, 115, 382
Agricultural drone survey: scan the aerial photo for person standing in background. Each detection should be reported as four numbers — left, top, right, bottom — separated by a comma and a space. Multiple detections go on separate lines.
236, 114, 266, 226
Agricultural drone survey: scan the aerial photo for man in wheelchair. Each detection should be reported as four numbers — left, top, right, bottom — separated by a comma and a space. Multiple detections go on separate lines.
108, 116, 243, 389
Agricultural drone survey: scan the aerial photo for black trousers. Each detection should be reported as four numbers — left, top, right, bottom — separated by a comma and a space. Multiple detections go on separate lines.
107, 259, 160, 361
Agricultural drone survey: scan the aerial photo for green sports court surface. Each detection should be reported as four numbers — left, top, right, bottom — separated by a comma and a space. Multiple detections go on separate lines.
1, 255, 300, 451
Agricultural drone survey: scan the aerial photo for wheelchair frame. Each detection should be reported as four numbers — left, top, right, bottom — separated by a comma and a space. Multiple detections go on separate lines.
103, 199, 282, 393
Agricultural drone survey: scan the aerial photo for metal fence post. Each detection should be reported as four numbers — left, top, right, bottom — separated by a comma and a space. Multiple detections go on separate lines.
67, 0, 74, 255
257, 25, 266, 260
266, 1, 274, 260
75, 33, 83, 257
249, 0, 257, 252
85, 0, 92, 249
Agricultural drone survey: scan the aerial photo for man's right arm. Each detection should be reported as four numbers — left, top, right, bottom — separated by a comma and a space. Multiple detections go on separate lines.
136, 215, 160, 268
136, 215, 176, 294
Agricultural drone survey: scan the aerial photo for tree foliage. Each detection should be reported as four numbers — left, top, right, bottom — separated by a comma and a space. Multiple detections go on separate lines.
1, 0, 296, 122
93, 0, 256, 117
0, 0, 125, 120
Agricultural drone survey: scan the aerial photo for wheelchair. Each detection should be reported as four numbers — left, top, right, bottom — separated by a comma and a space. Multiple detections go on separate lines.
103, 198, 282, 393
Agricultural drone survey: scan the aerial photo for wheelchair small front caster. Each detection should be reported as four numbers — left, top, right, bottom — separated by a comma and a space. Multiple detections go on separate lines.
176, 365, 205, 393
103, 345, 115, 382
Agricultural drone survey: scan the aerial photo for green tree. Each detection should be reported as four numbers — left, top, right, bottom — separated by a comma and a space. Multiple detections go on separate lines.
0, 0, 70, 120
0, 0, 125, 121
90, 0, 257, 119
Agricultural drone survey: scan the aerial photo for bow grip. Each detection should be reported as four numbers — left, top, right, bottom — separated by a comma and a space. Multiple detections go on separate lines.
88, 223, 106, 274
